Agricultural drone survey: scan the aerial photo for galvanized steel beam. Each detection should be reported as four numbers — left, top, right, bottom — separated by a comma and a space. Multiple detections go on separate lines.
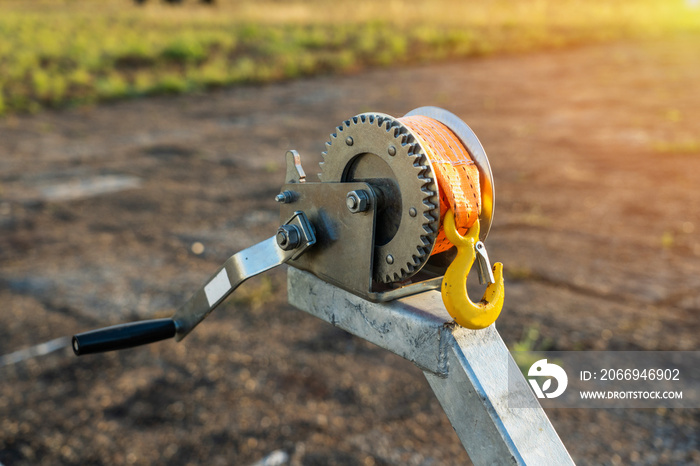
287, 267, 574, 465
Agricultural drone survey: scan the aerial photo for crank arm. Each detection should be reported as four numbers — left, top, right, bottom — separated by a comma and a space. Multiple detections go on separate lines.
72, 212, 315, 355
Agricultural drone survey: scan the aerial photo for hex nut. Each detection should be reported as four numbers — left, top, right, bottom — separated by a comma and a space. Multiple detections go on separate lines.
346, 190, 370, 213
276, 225, 301, 250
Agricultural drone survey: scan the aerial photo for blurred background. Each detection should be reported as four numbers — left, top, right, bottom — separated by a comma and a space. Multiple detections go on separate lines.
1, 0, 700, 116
1, 1, 699, 465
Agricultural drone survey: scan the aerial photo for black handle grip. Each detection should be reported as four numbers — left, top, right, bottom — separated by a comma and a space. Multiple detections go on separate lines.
72, 318, 177, 355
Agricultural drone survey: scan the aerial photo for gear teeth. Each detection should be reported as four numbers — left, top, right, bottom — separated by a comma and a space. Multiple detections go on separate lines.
320, 111, 439, 284
409, 163, 424, 176
420, 188, 435, 199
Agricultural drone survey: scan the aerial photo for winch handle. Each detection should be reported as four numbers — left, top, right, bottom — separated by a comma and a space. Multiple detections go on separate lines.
72, 211, 315, 356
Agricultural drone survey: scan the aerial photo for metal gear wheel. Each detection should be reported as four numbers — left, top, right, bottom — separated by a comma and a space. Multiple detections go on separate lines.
319, 113, 439, 283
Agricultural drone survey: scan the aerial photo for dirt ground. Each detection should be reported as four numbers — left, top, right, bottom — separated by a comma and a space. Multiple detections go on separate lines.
1, 34, 699, 465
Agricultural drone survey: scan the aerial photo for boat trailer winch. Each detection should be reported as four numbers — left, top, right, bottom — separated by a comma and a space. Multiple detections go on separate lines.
72, 107, 573, 465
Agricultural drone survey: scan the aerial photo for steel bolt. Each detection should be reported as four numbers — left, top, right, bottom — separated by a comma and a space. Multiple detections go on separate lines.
275, 190, 296, 204
276, 225, 301, 250
346, 190, 370, 213
409, 207, 417, 217
388, 145, 397, 156
386, 254, 394, 264
345, 136, 354, 146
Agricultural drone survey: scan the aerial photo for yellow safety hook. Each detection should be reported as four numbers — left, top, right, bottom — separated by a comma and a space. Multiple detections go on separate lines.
441, 210, 505, 329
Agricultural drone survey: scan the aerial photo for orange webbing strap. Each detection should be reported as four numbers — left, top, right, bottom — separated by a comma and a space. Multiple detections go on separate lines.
399, 115, 481, 255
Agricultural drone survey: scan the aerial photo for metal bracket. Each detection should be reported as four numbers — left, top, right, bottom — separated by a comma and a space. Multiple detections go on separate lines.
279, 181, 377, 296
278, 180, 447, 302
288, 268, 574, 465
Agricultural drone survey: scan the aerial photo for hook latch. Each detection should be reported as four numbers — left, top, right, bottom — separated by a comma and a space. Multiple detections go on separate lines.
474, 241, 496, 285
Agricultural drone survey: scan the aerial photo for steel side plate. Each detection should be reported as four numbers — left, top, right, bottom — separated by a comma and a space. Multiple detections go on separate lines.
279, 181, 376, 296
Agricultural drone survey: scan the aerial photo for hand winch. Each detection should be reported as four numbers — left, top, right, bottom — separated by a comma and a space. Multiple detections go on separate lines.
72, 106, 504, 355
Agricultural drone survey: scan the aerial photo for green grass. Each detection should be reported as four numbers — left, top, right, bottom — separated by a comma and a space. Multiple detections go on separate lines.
0, 0, 699, 115
510, 325, 556, 374
653, 139, 700, 154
